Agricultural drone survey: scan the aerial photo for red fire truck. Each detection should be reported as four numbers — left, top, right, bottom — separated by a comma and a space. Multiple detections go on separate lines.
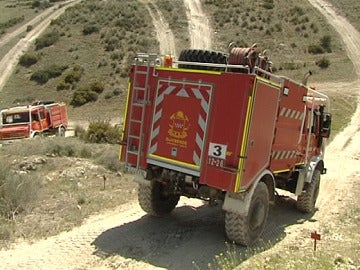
0, 101, 68, 142
119, 46, 332, 246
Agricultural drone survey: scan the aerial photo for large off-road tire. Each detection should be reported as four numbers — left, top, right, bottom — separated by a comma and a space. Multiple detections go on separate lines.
138, 181, 180, 217
178, 49, 227, 71
296, 169, 320, 213
225, 182, 269, 246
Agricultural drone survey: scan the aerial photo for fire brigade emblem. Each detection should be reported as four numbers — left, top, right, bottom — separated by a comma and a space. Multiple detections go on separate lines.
168, 111, 189, 139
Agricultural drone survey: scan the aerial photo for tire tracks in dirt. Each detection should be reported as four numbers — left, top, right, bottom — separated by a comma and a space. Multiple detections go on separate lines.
142, 1, 177, 56
183, 0, 212, 50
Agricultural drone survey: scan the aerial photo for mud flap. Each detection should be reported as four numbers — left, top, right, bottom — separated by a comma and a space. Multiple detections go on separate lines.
295, 167, 306, 196
223, 170, 274, 215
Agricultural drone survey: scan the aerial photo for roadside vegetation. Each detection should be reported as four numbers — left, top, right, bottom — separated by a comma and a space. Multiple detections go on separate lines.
0, 122, 130, 247
0, 0, 357, 121
203, 0, 355, 83
327, 0, 360, 32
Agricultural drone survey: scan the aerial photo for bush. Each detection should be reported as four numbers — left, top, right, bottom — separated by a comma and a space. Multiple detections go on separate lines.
70, 87, 98, 106
320, 35, 332, 53
35, 30, 60, 50
84, 120, 121, 144
89, 81, 105, 94
30, 70, 49, 84
82, 25, 99, 35
56, 80, 71, 91
308, 44, 325, 54
64, 71, 82, 84
316, 57, 330, 69
30, 64, 67, 84
0, 162, 39, 220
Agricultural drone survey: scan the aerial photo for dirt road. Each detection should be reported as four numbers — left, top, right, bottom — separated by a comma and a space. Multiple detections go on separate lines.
143, 1, 177, 56
183, 0, 212, 49
0, 0, 81, 92
0, 0, 359, 269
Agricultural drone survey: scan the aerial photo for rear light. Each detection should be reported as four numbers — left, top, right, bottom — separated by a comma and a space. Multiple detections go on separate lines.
164, 55, 173, 68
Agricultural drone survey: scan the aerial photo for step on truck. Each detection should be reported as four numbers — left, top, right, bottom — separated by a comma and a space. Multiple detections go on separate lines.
119, 45, 332, 246
0, 101, 68, 143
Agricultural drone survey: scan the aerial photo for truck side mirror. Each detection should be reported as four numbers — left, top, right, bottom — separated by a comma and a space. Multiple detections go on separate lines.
321, 112, 332, 138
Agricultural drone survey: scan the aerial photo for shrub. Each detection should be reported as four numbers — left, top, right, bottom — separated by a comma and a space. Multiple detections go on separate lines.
82, 25, 99, 35
56, 80, 71, 91
320, 35, 332, 53
30, 65, 67, 84
19, 53, 39, 67
35, 30, 60, 50
0, 162, 39, 220
30, 70, 49, 84
64, 71, 82, 84
84, 120, 121, 144
316, 57, 330, 69
308, 44, 325, 54
89, 81, 105, 94
70, 87, 98, 106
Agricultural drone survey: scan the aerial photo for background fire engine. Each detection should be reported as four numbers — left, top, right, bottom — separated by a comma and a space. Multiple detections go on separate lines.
0, 101, 68, 142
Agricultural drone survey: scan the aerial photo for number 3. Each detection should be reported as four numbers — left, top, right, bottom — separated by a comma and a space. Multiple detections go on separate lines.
213, 145, 222, 157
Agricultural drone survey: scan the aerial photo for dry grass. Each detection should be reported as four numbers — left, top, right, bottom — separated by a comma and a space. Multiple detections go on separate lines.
327, 0, 360, 32
0, 137, 136, 246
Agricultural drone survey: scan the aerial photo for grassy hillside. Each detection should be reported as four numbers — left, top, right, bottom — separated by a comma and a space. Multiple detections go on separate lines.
203, 0, 355, 82
0, 0, 359, 125
327, 0, 360, 32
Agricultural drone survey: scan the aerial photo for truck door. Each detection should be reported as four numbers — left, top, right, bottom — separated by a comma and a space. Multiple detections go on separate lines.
147, 79, 213, 176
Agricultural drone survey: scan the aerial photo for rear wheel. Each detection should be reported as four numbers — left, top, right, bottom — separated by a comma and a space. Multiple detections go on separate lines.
138, 181, 180, 216
225, 182, 269, 246
297, 169, 320, 213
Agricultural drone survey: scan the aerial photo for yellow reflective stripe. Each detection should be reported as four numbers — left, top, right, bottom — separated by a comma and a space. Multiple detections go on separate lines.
149, 154, 200, 170
235, 86, 256, 192
157, 67, 221, 75
255, 74, 281, 87
273, 169, 290, 174
119, 82, 132, 160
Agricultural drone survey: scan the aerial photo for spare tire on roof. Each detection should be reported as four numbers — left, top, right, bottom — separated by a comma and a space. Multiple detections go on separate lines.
178, 49, 227, 71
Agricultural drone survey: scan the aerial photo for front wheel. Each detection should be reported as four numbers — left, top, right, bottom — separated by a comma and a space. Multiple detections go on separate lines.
225, 182, 269, 246
138, 181, 180, 217
296, 169, 320, 213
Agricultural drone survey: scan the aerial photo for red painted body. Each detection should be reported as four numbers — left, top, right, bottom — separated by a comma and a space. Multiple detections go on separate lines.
120, 63, 324, 193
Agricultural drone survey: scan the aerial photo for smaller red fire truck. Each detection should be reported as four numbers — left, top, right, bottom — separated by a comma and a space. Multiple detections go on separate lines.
119, 45, 332, 246
0, 101, 68, 142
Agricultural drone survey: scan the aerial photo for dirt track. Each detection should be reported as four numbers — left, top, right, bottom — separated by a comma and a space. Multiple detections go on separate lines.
0, 0, 359, 269
0, 0, 81, 92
